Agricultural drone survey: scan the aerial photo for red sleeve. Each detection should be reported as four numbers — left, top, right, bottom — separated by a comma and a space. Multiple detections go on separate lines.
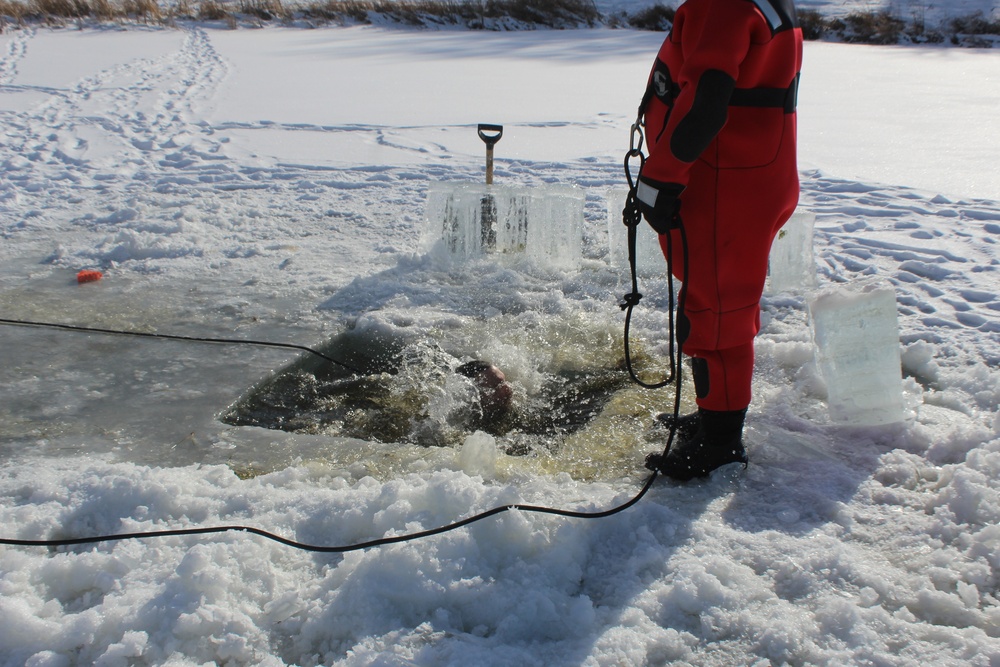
641, 0, 766, 188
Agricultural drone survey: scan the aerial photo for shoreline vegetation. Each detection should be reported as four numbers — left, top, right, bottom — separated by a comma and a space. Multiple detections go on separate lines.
0, 0, 998, 46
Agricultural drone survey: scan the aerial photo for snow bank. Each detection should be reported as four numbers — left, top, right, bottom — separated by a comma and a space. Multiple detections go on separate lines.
1, 23, 999, 667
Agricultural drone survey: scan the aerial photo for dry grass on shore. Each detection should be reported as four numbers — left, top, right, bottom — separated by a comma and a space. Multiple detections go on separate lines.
0, 0, 997, 46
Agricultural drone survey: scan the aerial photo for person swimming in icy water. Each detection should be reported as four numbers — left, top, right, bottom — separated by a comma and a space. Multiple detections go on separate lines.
453, 360, 515, 425
224, 337, 628, 453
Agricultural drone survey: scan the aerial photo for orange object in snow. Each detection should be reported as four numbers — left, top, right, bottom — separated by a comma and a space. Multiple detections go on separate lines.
77, 270, 103, 284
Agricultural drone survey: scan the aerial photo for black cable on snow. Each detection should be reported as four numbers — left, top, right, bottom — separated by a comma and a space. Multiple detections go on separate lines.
0, 472, 658, 552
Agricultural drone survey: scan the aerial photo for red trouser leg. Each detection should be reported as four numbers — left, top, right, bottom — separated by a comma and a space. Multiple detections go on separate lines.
685, 342, 755, 411
659, 159, 796, 411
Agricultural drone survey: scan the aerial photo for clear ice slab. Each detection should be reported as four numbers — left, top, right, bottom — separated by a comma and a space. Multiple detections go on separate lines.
425, 183, 585, 269
809, 280, 907, 426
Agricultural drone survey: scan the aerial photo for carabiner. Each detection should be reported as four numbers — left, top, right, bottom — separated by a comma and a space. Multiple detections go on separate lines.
629, 121, 645, 157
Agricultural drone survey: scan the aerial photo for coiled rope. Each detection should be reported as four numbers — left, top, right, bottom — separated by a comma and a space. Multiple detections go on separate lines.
618, 116, 689, 465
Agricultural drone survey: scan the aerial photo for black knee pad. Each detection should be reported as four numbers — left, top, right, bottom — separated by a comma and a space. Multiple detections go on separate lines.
691, 357, 710, 399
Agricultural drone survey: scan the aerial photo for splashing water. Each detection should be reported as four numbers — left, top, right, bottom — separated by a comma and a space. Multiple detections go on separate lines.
223, 313, 694, 482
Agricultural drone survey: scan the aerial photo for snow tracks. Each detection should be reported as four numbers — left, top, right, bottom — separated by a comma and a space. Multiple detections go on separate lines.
801, 172, 1000, 356
0, 26, 232, 261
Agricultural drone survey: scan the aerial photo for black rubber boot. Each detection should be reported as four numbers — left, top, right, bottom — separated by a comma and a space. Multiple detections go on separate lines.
645, 408, 748, 481
655, 410, 701, 442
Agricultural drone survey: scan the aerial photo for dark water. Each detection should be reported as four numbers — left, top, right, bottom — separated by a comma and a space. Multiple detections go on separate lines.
222, 325, 632, 456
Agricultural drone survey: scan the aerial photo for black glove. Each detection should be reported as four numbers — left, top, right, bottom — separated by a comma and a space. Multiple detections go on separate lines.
635, 176, 684, 234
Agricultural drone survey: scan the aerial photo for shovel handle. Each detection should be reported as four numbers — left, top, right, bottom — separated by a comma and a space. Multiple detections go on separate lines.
477, 124, 503, 147
478, 124, 503, 185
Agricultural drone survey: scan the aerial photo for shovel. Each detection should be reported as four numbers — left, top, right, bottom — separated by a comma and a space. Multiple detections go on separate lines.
478, 123, 503, 250
425, 124, 583, 264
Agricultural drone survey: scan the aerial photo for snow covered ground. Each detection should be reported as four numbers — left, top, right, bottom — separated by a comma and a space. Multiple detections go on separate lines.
0, 17, 999, 667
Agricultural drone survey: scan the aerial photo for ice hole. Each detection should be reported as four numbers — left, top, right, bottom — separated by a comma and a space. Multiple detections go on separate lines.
223, 328, 626, 451
221, 316, 688, 480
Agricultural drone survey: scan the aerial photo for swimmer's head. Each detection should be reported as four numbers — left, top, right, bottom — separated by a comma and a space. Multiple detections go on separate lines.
455, 360, 514, 420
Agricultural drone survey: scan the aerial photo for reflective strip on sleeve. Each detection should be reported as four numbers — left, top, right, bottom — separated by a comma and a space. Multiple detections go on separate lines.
636, 180, 659, 208
749, 0, 782, 31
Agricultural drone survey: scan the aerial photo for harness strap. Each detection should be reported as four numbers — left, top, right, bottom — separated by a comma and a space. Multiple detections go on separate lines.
640, 67, 800, 117
728, 73, 799, 113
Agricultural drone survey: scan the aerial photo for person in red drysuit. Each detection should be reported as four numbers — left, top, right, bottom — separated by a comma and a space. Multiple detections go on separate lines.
635, 0, 803, 480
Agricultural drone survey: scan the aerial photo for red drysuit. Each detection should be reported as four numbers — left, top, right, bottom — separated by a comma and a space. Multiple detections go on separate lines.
638, 0, 803, 411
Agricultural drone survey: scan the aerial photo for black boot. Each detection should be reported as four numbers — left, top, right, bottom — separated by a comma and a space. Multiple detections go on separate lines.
645, 408, 748, 481
655, 410, 701, 442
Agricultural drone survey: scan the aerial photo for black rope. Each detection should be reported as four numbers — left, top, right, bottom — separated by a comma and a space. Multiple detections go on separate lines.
0, 317, 364, 375
618, 117, 691, 464
618, 120, 689, 391
0, 472, 658, 552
